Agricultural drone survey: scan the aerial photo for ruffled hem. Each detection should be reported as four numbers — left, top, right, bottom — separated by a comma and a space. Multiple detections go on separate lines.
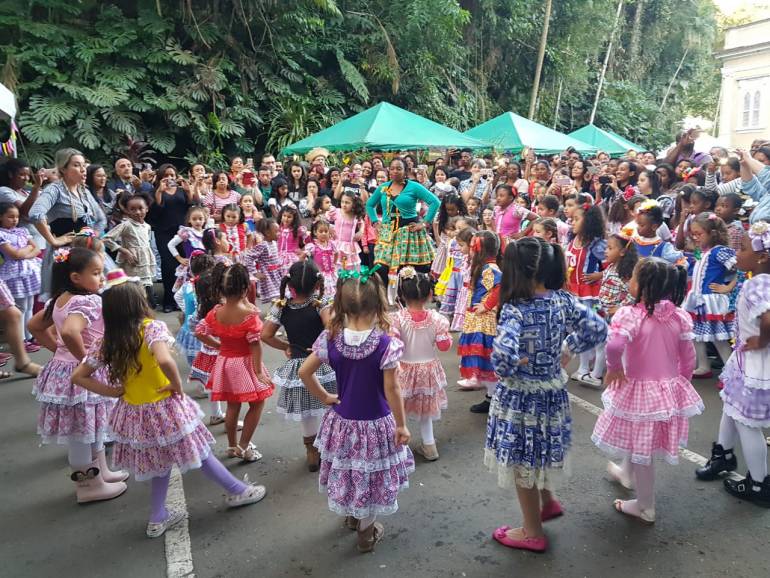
459, 367, 496, 381
599, 401, 704, 422
33, 360, 115, 406
498, 374, 567, 392
114, 444, 213, 482
721, 351, 770, 390
37, 400, 115, 445
397, 360, 447, 397
404, 392, 448, 420
323, 496, 405, 519
276, 407, 330, 421
109, 395, 207, 449
211, 388, 274, 403
276, 379, 337, 419
591, 412, 693, 464
591, 435, 684, 466
721, 399, 770, 429
598, 376, 704, 422
273, 359, 336, 390
483, 450, 569, 491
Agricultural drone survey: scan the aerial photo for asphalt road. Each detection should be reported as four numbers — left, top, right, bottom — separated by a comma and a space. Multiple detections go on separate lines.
1, 311, 768, 578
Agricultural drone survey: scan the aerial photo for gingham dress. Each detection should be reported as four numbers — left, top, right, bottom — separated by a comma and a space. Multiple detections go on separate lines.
0, 227, 41, 297
196, 306, 274, 403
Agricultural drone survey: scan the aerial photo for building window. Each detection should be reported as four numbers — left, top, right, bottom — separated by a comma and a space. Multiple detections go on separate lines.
738, 78, 767, 130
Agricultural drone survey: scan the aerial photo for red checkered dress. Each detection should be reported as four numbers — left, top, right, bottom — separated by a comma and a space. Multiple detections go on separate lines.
196, 306, 274, 403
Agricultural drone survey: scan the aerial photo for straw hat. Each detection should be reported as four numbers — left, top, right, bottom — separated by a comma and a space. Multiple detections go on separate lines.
305, 147, 330, 163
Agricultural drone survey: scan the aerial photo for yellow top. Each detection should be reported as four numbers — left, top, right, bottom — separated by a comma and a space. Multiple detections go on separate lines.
122, 319, 172, 406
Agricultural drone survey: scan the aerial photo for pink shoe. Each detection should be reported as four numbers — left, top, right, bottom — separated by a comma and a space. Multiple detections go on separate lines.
492, 526, 548, 552
72, 461, 127, 504
692, 370, 713, 379
540, 499, 564, 522
457, 377, 482, 390
95, 449, 129, 483
24, 340, 41, 353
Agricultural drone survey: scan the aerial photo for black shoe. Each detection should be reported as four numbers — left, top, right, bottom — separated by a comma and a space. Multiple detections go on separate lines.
695, 442, 738, 480
724, 472, 770, 507
470, 398, 490, 414
162, 305, 174, 314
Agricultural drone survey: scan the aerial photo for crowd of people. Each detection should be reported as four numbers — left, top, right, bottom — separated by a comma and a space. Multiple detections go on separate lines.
1, 128, 769, 554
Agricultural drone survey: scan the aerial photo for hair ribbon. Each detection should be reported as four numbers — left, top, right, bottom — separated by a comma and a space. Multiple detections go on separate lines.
338, 264, 381, 284
53, 248, 71, 263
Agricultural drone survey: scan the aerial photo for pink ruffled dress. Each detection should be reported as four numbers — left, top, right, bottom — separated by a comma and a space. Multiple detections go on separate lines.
196, 306, 274, 403
391, 309, 451, 420
305, 240, 338, 298
33, 295, 116, 445
591, 301, 704, 464
277, 225, 309, 277
333, 214, 361, 270
86, 320, 215, 481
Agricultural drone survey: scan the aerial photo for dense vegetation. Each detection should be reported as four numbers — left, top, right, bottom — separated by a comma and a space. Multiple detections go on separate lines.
1, 0, 721, 167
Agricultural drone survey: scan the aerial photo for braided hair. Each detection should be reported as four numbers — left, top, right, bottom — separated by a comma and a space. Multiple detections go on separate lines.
279, 259, 324, 301
633, 258, 687, 316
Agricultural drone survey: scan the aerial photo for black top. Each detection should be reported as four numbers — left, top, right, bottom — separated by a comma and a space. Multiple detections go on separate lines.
449, 168, 471, 181
148, 188, 190, 234
278, 300, 325, 359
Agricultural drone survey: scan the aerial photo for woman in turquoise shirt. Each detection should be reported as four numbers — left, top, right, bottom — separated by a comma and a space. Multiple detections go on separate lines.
365, 158, 440, 283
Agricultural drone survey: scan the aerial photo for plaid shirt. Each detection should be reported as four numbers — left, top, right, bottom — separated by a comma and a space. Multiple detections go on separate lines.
599, 264, 634, 317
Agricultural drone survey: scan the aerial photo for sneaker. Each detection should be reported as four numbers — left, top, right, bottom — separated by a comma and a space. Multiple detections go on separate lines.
569, 371, 586, 381
208, 415, 225, 426
24, 340, 41, 353
470, 398, 491, 414
457, 377, 482, 390
578, 373, 603, 389
225, 475, 267, 508
146, 508, 187, 539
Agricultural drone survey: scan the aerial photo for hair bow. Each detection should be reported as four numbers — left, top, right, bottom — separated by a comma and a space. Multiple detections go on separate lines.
338, 264, 381, 284
189, 249, 205, 259
470, 235, 482, 253
682, 167, 701, 180
75, 227, 96, 238
581, 202, 592, 211
398, 266, 417, 280
639, 199, 658, 212
622, 186, 636, 202
53, 248, 70, 263
749, 221, 770, 253
707, 212, 718, 221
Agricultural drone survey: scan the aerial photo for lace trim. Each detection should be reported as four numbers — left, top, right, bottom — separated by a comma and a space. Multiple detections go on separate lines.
483, 449, 570, 490
333, 328, 384, 359
124, 447, 213, 482
590, 436, 684, 466
276, 407, 330, 421
720, 401, 770, 429
597, 401, 704, 422
323, 497, 405, 519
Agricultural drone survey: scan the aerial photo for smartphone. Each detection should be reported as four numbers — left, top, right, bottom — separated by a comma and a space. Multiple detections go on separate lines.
554, 174, 571, 187
246, 157, 254, 168
598, 175, 612, 185
242, 171, 255, 186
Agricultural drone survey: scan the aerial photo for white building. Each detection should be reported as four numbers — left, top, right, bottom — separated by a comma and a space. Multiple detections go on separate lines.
716, 18, 770, 148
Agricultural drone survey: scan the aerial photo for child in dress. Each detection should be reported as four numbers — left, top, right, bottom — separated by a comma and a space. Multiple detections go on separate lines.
305, 219, 338, 298
450, 227, 476, 333
277, 206, 308, 277
103, 193, 157, 306
683, 212, 737, 377
239, 193, 261, 234
458, 231, 503, 412
313, 195, 337, 224
202, 227, 234, 266
28, 247, 127, 503
195, 263, 274, 462
220, 203, 249, 258
167, 206, 207, 291
695, 222, 770, 506
532, 217, 558, 244
592, 258, 703, 523
632, 201, 683, 264
715, 193, 745, 252
174, 252, 214, 368
72, 275, 265, 539
438, 220, 468, 323
493, 184, 537, 242
565, 203, 607, 383
335, 191, 365, 271
391, 268, 452, 461
0, 202, 41, 348
581, 234, 638, 389
0, 278, 41, 378
299, 267, 413, 554
243, 218, 282, 304
262, 260, 337, 472
486, 237, 607, 552
431, 193, 467, 279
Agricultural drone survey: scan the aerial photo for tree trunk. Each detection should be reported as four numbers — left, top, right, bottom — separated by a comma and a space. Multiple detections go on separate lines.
659, 47, 689, 111
627, 0, 645, 79
528, 0, 552, 120
590, 0, 624, 124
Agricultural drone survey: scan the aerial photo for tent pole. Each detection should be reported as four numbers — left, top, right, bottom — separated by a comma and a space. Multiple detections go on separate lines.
528, 0, 552, 120
589, 0, 624, 125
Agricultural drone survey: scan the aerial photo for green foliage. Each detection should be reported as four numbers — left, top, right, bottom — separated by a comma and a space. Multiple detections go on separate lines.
0, 0, 720, 164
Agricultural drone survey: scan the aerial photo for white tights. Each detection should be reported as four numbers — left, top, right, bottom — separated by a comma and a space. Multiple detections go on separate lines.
410, 416, 435, 446
616, 459, 655, 515
694, 341, 732, 375
300, 415, 321, 438
717, 412, 768, 480
13, 295, 33, 340
590, 343, 607, 380
67, 441, 104, 469
577, 348, 595, 375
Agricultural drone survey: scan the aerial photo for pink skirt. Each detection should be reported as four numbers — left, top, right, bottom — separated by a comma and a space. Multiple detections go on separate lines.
207, 354, 274, 403
397, 359, 448, 420
591, 375, 704, 465
110, 395, 215, 481
0, 279, 14, 310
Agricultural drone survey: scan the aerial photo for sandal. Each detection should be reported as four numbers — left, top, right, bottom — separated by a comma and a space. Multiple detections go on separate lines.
225, 446, 239, 459
0, 370, 11, 380
208, 415, 226, 426
238, 443, 262, 462
15, 361, 41, 378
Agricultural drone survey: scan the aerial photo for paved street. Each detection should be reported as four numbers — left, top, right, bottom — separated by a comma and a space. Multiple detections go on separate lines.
1, 311, 769, 578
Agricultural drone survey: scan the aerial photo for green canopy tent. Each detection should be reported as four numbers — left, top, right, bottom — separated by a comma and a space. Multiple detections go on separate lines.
281, 102, 489, 155
567, 124, 644, 157
463, 112, 596, 155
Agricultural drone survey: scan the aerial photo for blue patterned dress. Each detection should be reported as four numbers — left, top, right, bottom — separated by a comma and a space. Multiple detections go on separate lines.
682, 245, 737, 342
484, 291, 607, 489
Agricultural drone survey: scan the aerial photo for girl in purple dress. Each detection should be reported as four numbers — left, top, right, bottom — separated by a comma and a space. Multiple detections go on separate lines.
244, 218, 282, 304
0, 202, 41, 348
299, 267, 414, 554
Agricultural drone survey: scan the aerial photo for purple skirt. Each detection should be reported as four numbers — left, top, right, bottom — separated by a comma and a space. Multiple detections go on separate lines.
34, 358, 117, 445
110, 394, 215, 481
720, 354, 770, 428
314, 409, 414, 518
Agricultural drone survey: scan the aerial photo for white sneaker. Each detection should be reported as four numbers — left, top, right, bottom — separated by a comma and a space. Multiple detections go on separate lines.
146, 508, 187, 539
569, 371, 585, 381
578, 373, 603, 389
225, 475, 267, 508
457, 377, 482, 390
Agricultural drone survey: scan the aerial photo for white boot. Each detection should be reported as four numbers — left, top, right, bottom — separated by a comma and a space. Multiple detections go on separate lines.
71, 461, 127, 504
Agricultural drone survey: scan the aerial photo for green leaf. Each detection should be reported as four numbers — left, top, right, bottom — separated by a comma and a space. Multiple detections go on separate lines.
102, 109, 140, 135
147, 133, 176, 154
19, 118, 66, 144
27, 95, 78, 125
335, 50, 369, 102
74, 115, 102, 149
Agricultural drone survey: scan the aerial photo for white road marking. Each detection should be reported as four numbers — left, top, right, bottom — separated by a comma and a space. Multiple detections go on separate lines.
165, 467, 195, 577
568, 392, 741, 480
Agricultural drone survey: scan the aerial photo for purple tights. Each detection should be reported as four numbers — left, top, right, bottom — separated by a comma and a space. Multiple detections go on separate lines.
149, 456, 248, 523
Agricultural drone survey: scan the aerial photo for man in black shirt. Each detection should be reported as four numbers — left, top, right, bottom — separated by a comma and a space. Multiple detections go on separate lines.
449, 148, 473, 182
